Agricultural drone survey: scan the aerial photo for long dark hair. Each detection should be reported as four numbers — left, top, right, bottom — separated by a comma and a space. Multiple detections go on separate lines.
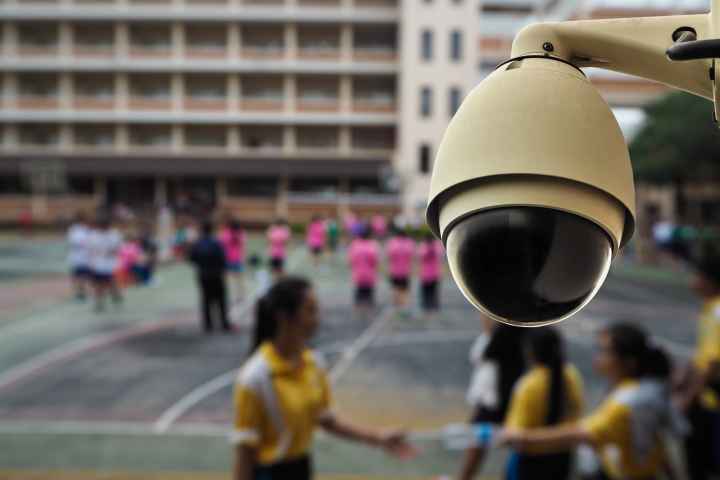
528, 327, 566, 425
483, 325, 527, 418
251, 277, 311, 355
606, 322, 672, 381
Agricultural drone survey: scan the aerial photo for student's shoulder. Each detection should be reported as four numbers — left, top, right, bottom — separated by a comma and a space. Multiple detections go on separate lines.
236, 351, 272, 391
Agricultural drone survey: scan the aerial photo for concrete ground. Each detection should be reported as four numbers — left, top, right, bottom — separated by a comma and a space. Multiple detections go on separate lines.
0, 234, 701, 479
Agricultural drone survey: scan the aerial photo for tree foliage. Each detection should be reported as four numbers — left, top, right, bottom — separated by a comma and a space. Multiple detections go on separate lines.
630, 91, 720, 183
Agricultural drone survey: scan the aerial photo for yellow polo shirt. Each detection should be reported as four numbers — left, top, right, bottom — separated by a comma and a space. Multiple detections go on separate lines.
231, 342, 332, 466
694, 297, 720, 410
504, 364, 584, 454
583, 380, 667, 479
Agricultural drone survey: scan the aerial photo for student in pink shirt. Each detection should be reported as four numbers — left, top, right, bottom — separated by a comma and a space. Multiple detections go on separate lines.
306, 215, 326, 266
371, 214, 388, 239
118, 237, 142, 287
348, 226, 379, 309
267, 218, 291, 278
220, 219, 246, 301
386, 225, 415, 308
418, 232, 444, 312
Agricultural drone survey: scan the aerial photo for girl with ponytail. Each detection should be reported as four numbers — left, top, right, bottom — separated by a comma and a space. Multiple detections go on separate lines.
501, 322, 685, 480
233, 277, 416, 480
502, 327, 584, 480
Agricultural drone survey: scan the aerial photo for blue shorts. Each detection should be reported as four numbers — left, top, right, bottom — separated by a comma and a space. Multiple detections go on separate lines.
227, 261, 244, 273
72, 266, 92, 278
93, 271, 114, 283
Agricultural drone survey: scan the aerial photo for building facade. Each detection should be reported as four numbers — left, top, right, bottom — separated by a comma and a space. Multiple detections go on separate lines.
0, 0, 481, 225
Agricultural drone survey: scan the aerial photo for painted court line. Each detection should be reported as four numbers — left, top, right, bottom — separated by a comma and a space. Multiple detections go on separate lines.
0, 317, 187, 394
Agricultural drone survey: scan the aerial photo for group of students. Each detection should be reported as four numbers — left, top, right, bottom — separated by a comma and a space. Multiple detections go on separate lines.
455, 248, 720, 480
229, 236, 720, 480
67, 212, 157, 312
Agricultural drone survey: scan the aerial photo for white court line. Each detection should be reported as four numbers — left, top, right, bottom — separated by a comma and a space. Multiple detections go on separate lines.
328, 306, 395, 384
0, 317, 185, 393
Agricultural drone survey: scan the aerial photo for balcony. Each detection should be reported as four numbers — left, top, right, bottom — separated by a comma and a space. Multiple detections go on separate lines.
17, 74, 59, 110
73, 74, 115, 110
18, 24, 59, 57
241, 76, 283, 111
298, 26, 340, 61
353, 25, 396, 62
354, 0, 397, 6
73, 24, 114, 58
242, 126, 283, 152
185, 125, 227, 150
297, 126, 339, 152
186, 25, 228, 59
129, 125, 172, 151
241, 26, 284, 59
129, 75, 171, 110
353, 77, 395, 113
74, 124, 115, 151
129, 24, 172, 58
184, 75, 227, 111
18, 124, 59, 150
297, 77, 339, 112
351, 126, 395, 152
298, 0, 341, 6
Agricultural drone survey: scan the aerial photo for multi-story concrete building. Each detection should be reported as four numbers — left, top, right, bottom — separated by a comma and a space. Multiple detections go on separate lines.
0, 0, 480, 225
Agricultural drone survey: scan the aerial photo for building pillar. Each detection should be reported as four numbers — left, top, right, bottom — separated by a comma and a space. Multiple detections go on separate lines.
59, 22, 73, 58
3, 23, 18, 58
155, 178, 168, 207
115, 73, 129, 110
171, 73, 184, 112
95, 177, 108, 206
284, 75, 296, 113
171, 124, 184, 152
3, 73, 18, 110
115, 22, 129, 59
339, 126, 351, 154
228, 74, 240, 112
217, 177, 228, 204
4, 124, 19, 149
285, 24, 297, 61
59, 124, 73, 151
340, 75, 352, 113
116, 124, 129, 152
172, 22, 184, 61
340, 24, 353, 62
276, 176, 289, 219
59, 72, 73, 110
228, 23, 241, 59
283, 126, 296, 153
228, 125, 241, 153
338, 177, 351, 218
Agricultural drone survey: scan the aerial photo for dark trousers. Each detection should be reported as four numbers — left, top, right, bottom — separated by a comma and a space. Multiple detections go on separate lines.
254, 456, 311, 480
198, 275, 229, 331
685, 399, 720, 480
506, 451, 573, 480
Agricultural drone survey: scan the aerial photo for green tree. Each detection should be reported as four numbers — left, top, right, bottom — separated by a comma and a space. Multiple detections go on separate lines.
630, 91, 720, 218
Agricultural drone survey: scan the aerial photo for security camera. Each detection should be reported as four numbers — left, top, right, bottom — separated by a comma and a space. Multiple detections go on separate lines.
426, 57, 636, 327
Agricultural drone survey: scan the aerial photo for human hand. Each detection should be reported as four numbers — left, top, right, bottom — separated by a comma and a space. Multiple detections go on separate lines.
378, 429, 420, 460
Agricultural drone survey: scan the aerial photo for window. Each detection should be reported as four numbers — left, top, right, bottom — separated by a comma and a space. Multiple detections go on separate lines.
449, 87, 462, 117
450, 30, 463, 61
420, 87, 432, 117
419, 144, 431, 174
421, 29, 433, 61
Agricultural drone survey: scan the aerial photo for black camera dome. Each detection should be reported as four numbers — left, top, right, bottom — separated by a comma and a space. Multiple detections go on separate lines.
445, 207, 612, 326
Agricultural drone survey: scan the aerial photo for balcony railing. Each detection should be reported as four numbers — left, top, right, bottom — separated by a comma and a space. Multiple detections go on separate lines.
17, 96, 60, 109
128, 97, 172, 110
183, 97, 227, 111
73, 96, 115, 110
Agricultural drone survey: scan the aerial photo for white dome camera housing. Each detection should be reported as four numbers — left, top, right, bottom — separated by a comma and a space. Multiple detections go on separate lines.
426, 58, 636, 327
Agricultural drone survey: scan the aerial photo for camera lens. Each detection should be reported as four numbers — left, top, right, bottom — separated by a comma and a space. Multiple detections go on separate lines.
445, 207, 612, 326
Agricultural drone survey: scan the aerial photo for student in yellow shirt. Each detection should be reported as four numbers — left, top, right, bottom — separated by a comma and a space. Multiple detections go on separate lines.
503, 327, 584, 480
231, 277, 416, 480
501, 323, 684, 480
674, 249, 720, 480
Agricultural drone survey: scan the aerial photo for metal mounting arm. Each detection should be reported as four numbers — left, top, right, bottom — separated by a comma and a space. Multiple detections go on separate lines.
510, 14, 713, 101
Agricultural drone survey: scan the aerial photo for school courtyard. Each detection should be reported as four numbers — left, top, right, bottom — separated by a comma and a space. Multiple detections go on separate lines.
0, 234, 700, 479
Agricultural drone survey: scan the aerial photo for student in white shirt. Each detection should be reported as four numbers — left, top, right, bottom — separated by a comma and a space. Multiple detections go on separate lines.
89, 216, 123, 312
67, 212, 92, 301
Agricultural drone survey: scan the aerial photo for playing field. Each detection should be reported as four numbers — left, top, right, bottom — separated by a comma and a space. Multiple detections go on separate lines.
0, 235, 699, 479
